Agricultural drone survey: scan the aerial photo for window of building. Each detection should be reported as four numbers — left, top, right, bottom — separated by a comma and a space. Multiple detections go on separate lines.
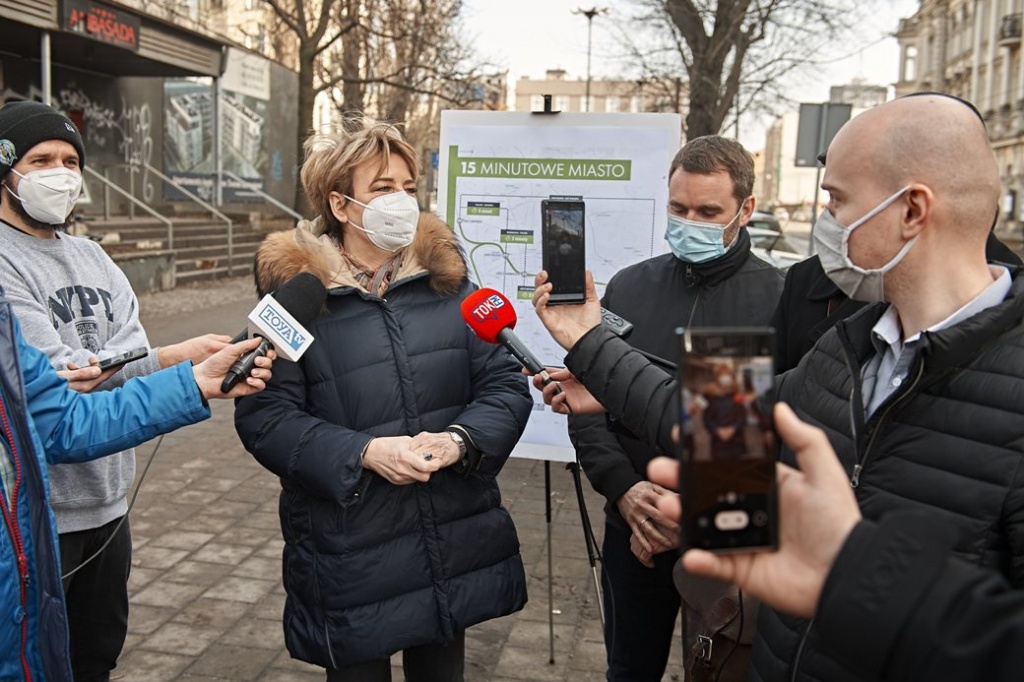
605, 96, 621, 112
555, 95, 571, 112
530, 95, 545, 112
580, 95, 595, 112
903, 46, 917, 83
630, 95, 645, 112
245, 0, 260, 10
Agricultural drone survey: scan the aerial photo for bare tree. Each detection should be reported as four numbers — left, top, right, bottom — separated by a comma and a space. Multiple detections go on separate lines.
263, 0, 358, 206
623, 0, 875, 138
318, 0, 494, 148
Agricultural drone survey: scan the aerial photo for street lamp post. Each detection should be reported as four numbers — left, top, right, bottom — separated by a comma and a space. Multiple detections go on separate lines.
573, 6, 609, 112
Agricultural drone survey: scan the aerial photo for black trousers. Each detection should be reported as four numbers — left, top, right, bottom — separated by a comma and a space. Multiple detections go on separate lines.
601, 518, 681, 682
325, 632, 466, 682
59, 516, 132, 682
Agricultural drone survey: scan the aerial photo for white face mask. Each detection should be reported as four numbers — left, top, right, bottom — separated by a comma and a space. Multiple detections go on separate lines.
812, 186, 914, 302
4, 167, 82, 225
343, 191, 420, 252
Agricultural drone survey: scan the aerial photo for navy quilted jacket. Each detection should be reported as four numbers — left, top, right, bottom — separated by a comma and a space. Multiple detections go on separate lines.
234, 220, 532, 668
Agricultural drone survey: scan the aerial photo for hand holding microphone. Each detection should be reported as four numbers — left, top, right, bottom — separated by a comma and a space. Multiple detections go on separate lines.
221, 272, 328, 393
194, 337, 277, 399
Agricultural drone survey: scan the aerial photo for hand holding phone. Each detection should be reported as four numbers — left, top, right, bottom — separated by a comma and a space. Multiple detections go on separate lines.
96, 347, 149, 371
679, 327, 778, 554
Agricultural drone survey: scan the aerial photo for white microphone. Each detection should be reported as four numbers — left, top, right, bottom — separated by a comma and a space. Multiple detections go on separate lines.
221, 272, 327, 392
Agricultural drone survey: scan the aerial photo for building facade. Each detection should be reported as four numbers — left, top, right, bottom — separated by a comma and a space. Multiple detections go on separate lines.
896, 0, 1024, 229
514, 69, 686, 116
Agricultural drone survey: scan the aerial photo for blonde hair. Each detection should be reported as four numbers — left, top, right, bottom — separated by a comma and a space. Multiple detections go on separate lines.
300, 116, 419, 240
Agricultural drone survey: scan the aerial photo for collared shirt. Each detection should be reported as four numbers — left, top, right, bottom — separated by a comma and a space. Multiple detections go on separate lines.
861, 266, 1012, 417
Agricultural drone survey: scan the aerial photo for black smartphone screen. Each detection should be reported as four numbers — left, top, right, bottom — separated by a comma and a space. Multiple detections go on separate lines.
541, 199, 586, 304
679, 327, 778, 553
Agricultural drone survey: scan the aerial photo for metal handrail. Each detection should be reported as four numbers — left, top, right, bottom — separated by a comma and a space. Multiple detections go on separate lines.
84, 166, 174, 249
220, 171, 304, 221
146, 163, 235, 275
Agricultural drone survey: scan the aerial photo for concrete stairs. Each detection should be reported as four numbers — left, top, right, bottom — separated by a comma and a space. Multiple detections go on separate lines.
75, 215, 287, 290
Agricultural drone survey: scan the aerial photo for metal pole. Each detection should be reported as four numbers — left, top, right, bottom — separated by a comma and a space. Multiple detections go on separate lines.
214, 77, 223, 208
103, 167, 111, 221
585, 15, 593, 112
568, 461, 605, 628
545, 461, 555, 664
809, 102, 830, 255
41, 32, 52, 106
574, 7, 607, 111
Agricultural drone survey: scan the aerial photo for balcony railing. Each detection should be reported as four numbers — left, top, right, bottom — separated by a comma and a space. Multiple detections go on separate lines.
1000, 13, 1022, 46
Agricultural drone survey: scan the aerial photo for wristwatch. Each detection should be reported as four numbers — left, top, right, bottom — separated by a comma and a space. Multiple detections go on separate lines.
447, 429, 468, 458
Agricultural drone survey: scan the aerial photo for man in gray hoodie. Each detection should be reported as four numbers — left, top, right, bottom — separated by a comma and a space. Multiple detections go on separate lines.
0, 100, 230, 682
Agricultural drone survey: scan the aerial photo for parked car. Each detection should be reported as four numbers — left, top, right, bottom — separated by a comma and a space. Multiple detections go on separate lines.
749, 210, 783, 233
748, 226, 807, 271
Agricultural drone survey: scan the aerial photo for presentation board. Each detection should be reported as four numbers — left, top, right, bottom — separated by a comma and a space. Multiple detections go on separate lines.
438, 111, 682, 462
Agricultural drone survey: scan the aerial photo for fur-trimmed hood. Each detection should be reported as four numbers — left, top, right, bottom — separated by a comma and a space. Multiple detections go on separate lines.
254, 212, 467, 297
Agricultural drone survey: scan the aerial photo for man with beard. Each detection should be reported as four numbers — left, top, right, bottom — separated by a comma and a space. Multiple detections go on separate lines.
0, 100, 230, 682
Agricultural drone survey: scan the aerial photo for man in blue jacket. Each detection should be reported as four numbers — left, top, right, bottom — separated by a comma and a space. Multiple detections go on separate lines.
0, 293, 274, 681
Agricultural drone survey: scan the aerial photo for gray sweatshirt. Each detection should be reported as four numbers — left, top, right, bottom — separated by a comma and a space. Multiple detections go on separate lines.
0, 222, 163, 533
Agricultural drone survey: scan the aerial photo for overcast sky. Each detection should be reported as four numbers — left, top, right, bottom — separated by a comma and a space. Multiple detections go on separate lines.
461, 0, 920, 149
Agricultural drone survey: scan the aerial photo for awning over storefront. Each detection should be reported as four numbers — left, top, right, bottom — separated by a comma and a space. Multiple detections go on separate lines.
0, 0, 225, 78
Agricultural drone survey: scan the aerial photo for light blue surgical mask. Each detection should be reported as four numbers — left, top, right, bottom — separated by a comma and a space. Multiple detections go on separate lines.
665, 208, 742, 263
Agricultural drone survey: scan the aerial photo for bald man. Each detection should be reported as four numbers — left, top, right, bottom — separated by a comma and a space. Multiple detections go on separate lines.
741, 95, 1024, 682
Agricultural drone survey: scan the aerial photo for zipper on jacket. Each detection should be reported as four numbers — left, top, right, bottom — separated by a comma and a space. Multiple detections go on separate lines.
851, 359, 925, 488
686, 274, 702, 329
789, 618, 814, 682
0, 393, 34, 682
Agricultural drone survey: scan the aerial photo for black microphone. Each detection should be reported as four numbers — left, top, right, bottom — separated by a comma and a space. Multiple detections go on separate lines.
220, 272, 327, 393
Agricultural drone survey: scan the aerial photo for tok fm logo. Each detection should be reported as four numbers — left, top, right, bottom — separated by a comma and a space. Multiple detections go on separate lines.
472, 294, 505, 322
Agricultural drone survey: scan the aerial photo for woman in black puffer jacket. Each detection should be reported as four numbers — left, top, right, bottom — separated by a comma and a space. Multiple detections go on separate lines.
234, 118, 532, 681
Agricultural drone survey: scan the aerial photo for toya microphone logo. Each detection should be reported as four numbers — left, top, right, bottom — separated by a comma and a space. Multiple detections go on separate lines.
471, 294, 506, 322
259, 304, 306, 351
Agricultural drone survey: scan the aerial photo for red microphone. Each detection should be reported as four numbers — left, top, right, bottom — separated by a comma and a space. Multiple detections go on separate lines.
461, 288, 556, 386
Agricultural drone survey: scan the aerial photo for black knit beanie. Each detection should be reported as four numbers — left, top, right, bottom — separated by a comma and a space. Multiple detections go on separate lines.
0, 101, 86, 180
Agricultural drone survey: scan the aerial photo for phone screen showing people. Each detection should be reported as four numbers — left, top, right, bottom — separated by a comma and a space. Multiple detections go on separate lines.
678, 327, 778, 553
541, 198, 586, 304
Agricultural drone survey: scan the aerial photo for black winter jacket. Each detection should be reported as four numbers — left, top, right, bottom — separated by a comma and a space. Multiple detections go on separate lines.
755, 269, 1024, 682
564, 270, 1024, 682
572, 229, 784, 518
817, 511, 1024, 682
234, 216, 532, 669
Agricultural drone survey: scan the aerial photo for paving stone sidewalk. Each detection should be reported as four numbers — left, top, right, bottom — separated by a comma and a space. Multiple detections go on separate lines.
114, 276, 684, 681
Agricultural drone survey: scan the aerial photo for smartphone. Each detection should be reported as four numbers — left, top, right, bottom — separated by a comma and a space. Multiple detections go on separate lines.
679, 327, 778, 553
541, 199, 586, 304
97, 347, 149, 370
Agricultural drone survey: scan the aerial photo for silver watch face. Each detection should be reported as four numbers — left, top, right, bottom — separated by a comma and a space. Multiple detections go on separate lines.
448, 430, 467, 456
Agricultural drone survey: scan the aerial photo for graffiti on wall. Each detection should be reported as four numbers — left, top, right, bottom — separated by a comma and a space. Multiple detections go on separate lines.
57, 87, 155, 202
0, 86, 155, 203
